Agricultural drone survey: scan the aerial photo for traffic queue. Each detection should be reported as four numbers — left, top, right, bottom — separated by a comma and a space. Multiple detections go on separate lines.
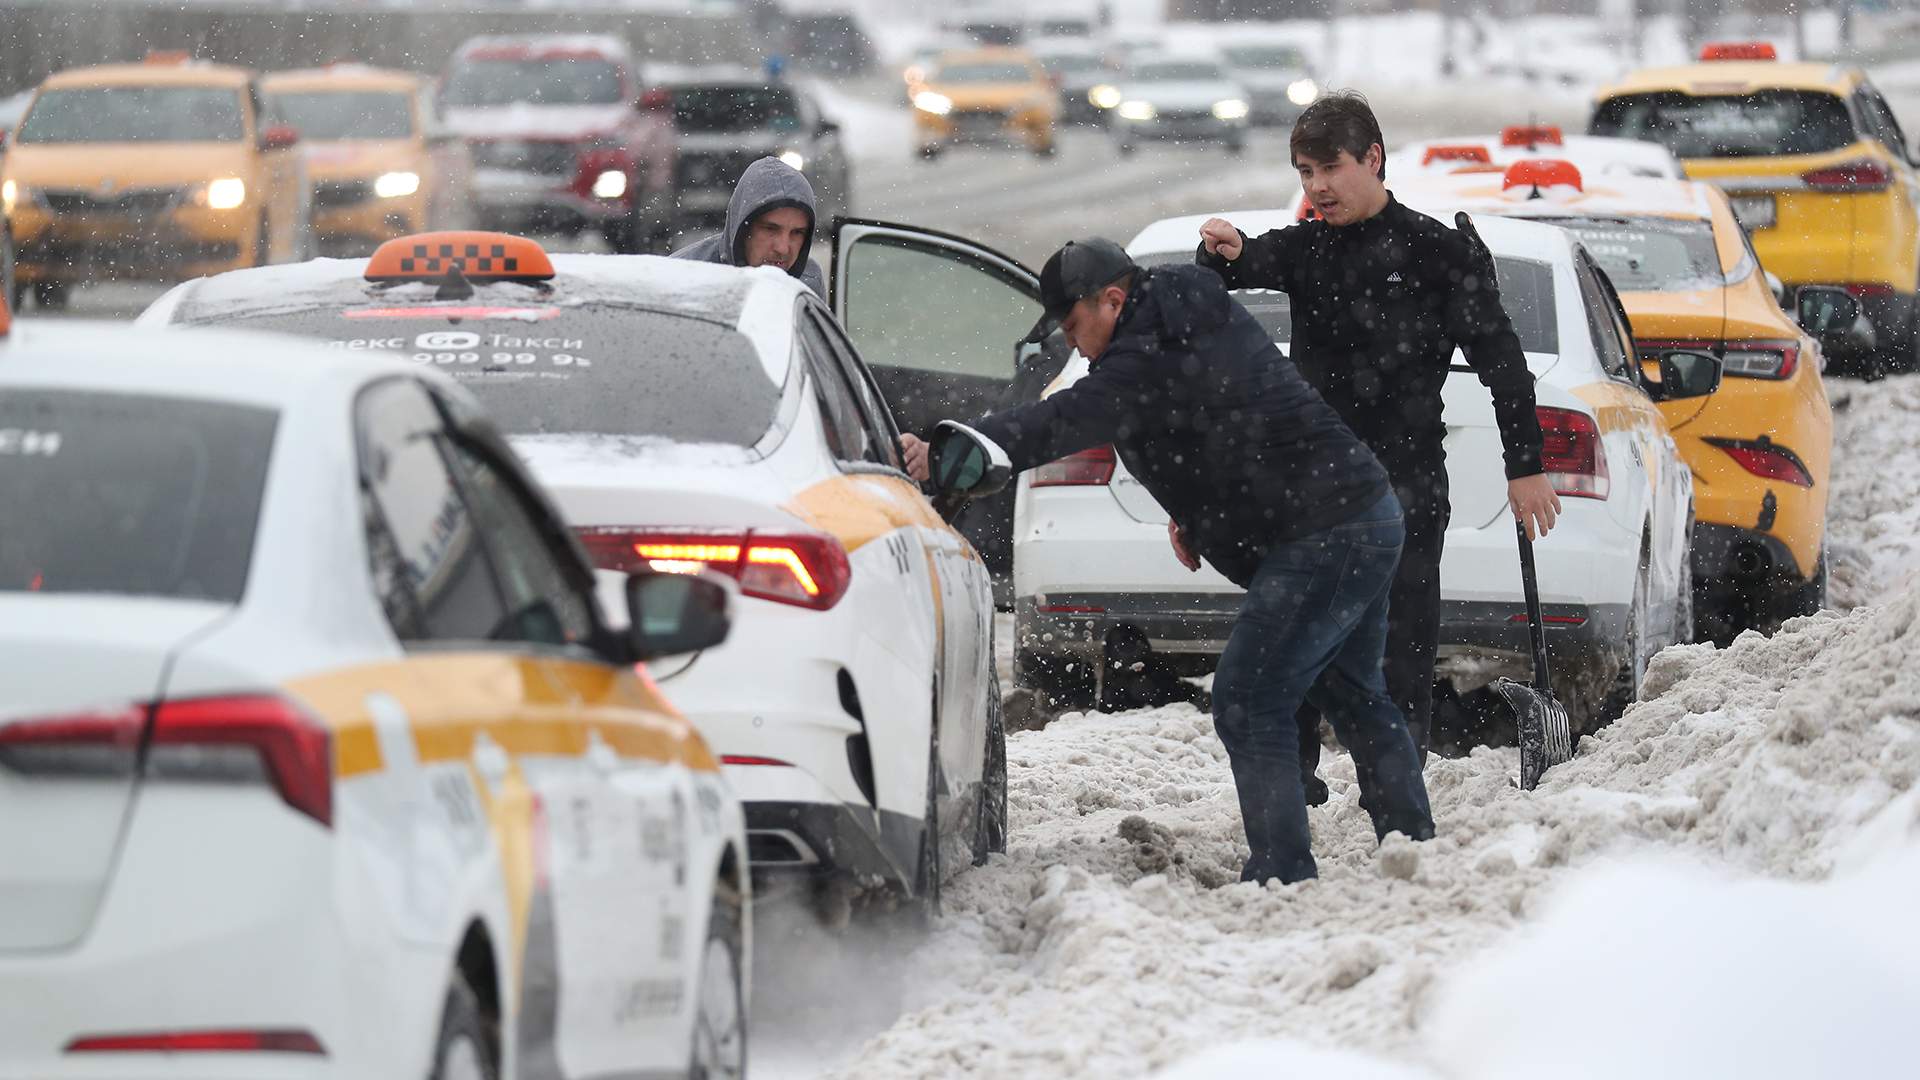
0, 29, 1912, 1080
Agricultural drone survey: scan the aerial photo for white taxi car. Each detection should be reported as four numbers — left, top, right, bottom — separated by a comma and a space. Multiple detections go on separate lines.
139, 231, 1009, 919
0, 308, 749, 1077
1009, 211, 1714, 736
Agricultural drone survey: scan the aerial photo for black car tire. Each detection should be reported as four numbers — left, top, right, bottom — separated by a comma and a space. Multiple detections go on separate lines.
973, 670, 1008, 863
31, 279, 68, 310
688, 881, 747, 1080
1013, 648, 1095, 711
428, 974, 498, 1080
914, 736, 942, 919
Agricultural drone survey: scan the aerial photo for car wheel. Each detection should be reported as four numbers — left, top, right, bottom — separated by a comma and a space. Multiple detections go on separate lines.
1785, 543, 1828, 618
973, 669, 1008, 864
917, 144, 943, 162
1224, 137, 1246, 156
1115, 140, 1137, 157
1033, 140, 1058, 159
428, 974, 497, 1080
688, 881, 748, 1080
31, 279, 68, 310
1013, 649, 1094, 712
914, 737, 942, 918
1596, 547, 1652, 729
1675, 514, 1696, 645
252, 211, 271, 267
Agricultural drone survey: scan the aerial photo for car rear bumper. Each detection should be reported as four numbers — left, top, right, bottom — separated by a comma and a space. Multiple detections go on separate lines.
918, 109, 1051, 145
472, 169, 623, 230
1692, 520, 1810, 587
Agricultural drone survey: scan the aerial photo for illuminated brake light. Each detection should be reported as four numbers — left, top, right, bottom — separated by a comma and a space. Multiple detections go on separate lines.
67, 1030, 326, 1055
1032, 444, 1116, 487
579, 528, 852, 611
148, 695, 333, 828
1801, 160, 1891, 193
1536, 407, 1610, 499
1705, 437, 1813, 486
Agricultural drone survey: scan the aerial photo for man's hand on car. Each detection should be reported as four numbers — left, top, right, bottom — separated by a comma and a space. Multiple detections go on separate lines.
1510, 473, 1562, 540
900, 433, 930, 482
1199, 218, 1243, 261
1169, 521, 1201, 571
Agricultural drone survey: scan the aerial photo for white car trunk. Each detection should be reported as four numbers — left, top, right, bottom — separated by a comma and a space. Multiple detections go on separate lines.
0, 596, 230, 951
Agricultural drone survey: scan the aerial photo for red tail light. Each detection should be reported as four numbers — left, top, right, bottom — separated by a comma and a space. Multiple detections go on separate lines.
67, 1030, 326, 1055
1536, 407, 1610, 499
1704, 437, 1813, 486
148, 695, 333, 828
721, 754, 794, 767
1801, 160, 1890, 193
0, 707, 144, 776
1845, 283, 1895, 298
577, 528, 853, 611
1032, 444, 1116, 487
1639, 338, 1796, 380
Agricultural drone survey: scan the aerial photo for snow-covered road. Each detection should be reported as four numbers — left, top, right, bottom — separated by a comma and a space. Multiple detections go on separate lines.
758, 377, 1920, 1078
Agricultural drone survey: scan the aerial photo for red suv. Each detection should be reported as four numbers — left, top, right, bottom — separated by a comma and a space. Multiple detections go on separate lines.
440, 34, 678, 252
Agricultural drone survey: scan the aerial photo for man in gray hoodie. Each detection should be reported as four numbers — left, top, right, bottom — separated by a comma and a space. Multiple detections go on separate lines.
670, 156, 826, 296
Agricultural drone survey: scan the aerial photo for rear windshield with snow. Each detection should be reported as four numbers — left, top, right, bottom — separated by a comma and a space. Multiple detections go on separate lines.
206, 306, 782, 444
1546, 218, 1725, 292
1589, 90, 1856, 159
1135, 254, 1558, 353
0, 390, 275, 601
442, 58, 625, 107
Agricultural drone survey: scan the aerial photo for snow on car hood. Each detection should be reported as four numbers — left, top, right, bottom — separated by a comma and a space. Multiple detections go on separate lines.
442, 103, 628, 141
1119, 79, 1246, 111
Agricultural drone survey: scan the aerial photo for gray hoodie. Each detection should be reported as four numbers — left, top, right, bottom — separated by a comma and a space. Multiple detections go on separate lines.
671, 156, 826, 296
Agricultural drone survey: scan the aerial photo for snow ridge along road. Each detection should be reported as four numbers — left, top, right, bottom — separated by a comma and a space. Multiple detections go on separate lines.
812, 576, 1920, 1078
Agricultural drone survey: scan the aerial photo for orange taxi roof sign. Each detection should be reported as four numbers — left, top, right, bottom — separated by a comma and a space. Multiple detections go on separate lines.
0, 291, 11, 339
1504, 159, 1584, 193
1501, 124, 1563, 148
1700, 41, 1777, 61
1422, 144, 1493, 166
366, 232, 555, 283
145, 49, 193, 65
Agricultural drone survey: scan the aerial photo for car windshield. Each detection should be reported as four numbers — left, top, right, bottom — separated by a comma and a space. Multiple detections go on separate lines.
203, 306, 782, 444
268, 90, 414, 140
671, 85, 801, 134
1135, 61, 1226, 82
1134, 252, 1558, 352
934, 62, 1034, 83
18, 86, 246, 143
442, 58, 624, 107
1544, 217, 1726, 292
1221, 45, 1306, 69
1589, 90, 1856, 159
1040, 54, 1105, 75
0, 390, 275, 601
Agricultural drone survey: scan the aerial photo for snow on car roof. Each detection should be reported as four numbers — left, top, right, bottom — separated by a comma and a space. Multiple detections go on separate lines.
0, 321, 414, 410
1125, 207, 1579, 266
453, 34, 633, 62
1390, 171, 1717, 223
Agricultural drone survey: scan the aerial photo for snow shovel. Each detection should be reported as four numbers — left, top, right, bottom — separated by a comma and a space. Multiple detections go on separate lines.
1491, 520, 1574, 791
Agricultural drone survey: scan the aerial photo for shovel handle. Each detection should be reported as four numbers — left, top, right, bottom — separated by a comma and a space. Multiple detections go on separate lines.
1515, 519, 1552, 691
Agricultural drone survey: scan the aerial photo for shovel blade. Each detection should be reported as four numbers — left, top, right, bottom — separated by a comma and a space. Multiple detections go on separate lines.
1492, 677, 1574, 790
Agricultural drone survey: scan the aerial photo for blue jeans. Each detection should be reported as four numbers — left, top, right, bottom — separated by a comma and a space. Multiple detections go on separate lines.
1212, 490, 1435, 884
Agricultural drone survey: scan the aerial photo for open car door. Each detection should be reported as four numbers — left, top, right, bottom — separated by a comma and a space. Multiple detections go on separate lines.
829, 217, 1070, 587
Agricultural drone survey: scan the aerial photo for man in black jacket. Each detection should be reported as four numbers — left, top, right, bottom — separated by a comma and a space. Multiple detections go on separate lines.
1196, 91, 1559, 791
904, 238, 1433, 883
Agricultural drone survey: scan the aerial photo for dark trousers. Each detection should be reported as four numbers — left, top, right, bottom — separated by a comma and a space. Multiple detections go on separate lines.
1299, 470, 1450, 783
1212, 491, 1436, 884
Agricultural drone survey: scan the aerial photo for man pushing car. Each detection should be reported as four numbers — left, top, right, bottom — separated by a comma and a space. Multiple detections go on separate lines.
902, 237, 1433, 884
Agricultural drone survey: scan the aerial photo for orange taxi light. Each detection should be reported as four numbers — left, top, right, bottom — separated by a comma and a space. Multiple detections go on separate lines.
1700, 41, 1776, 61
1501, 124, 1563, 148
365, 232, 555, 283
1422, 144, 1493, 166
0, 291, 11, 339
144, 49, 193, 65
1504, 158, 1584, 193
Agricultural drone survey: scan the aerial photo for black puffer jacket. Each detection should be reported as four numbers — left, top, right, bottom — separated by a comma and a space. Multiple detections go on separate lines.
971, 264, 1389, 588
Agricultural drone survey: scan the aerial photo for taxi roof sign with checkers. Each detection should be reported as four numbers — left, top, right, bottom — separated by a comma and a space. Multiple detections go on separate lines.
365, 231, 556, 283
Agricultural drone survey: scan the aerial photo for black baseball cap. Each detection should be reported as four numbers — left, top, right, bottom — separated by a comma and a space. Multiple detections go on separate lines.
1021, 237, 1138, 344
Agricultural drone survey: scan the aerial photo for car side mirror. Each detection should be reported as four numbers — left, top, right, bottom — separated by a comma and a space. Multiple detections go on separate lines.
624, 571, 733, 661
259, 124, 300, 151
1647, 350, 1722, 401
928, 420, 1012, 499
1795, 284, 1862, 338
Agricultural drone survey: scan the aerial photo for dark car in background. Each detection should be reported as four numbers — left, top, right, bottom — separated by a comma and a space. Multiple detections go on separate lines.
659, 71, 850, 229
1218, 40, 1320, 126
440, 34, 679, 252
784, 13, 876, 76
1034, 41, 1117, 125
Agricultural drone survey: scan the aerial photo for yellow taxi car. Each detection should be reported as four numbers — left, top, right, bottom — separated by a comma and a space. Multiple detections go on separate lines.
2, 53, 311, 309
912, 48, 1059, 160
1591, 41, 1920, 374
1395, 160, 1836, 640
262, 64, 473, 257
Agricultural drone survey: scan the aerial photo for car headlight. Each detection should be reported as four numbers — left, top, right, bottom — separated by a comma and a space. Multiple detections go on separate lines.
1288, 78, 1319, 106
1212, 98, 1249, 121
373, 171, 421, 199
199, 177, 247, 210
1117, 100, 1156, 121
1089, 84, 1122, 109
1, 179, 17, 215
591, 169, 627, 199
778, 150, 807, 171
913, 91, 953, 116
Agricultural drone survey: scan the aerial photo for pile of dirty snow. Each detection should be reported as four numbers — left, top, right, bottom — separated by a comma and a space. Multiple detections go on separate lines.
1827, 374, 1920, 610
811, 582, 1920, 1078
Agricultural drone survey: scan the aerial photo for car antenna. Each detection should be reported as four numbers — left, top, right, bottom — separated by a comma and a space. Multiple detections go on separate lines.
434, 264, 476, 301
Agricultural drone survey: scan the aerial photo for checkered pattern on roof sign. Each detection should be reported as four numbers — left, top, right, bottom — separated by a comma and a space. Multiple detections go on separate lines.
397, 241, 521, 276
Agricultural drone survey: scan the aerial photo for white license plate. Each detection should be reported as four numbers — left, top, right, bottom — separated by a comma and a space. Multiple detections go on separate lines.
1731, 194, 1776, 230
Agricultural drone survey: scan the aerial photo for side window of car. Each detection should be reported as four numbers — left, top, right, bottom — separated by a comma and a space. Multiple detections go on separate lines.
442, 437, 597, 650
807, 308, 903, 471
1860, 88, 1910, 160
798, 313, 874, 463
355, 379, 510, 644
1573, 256, 1632, 381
